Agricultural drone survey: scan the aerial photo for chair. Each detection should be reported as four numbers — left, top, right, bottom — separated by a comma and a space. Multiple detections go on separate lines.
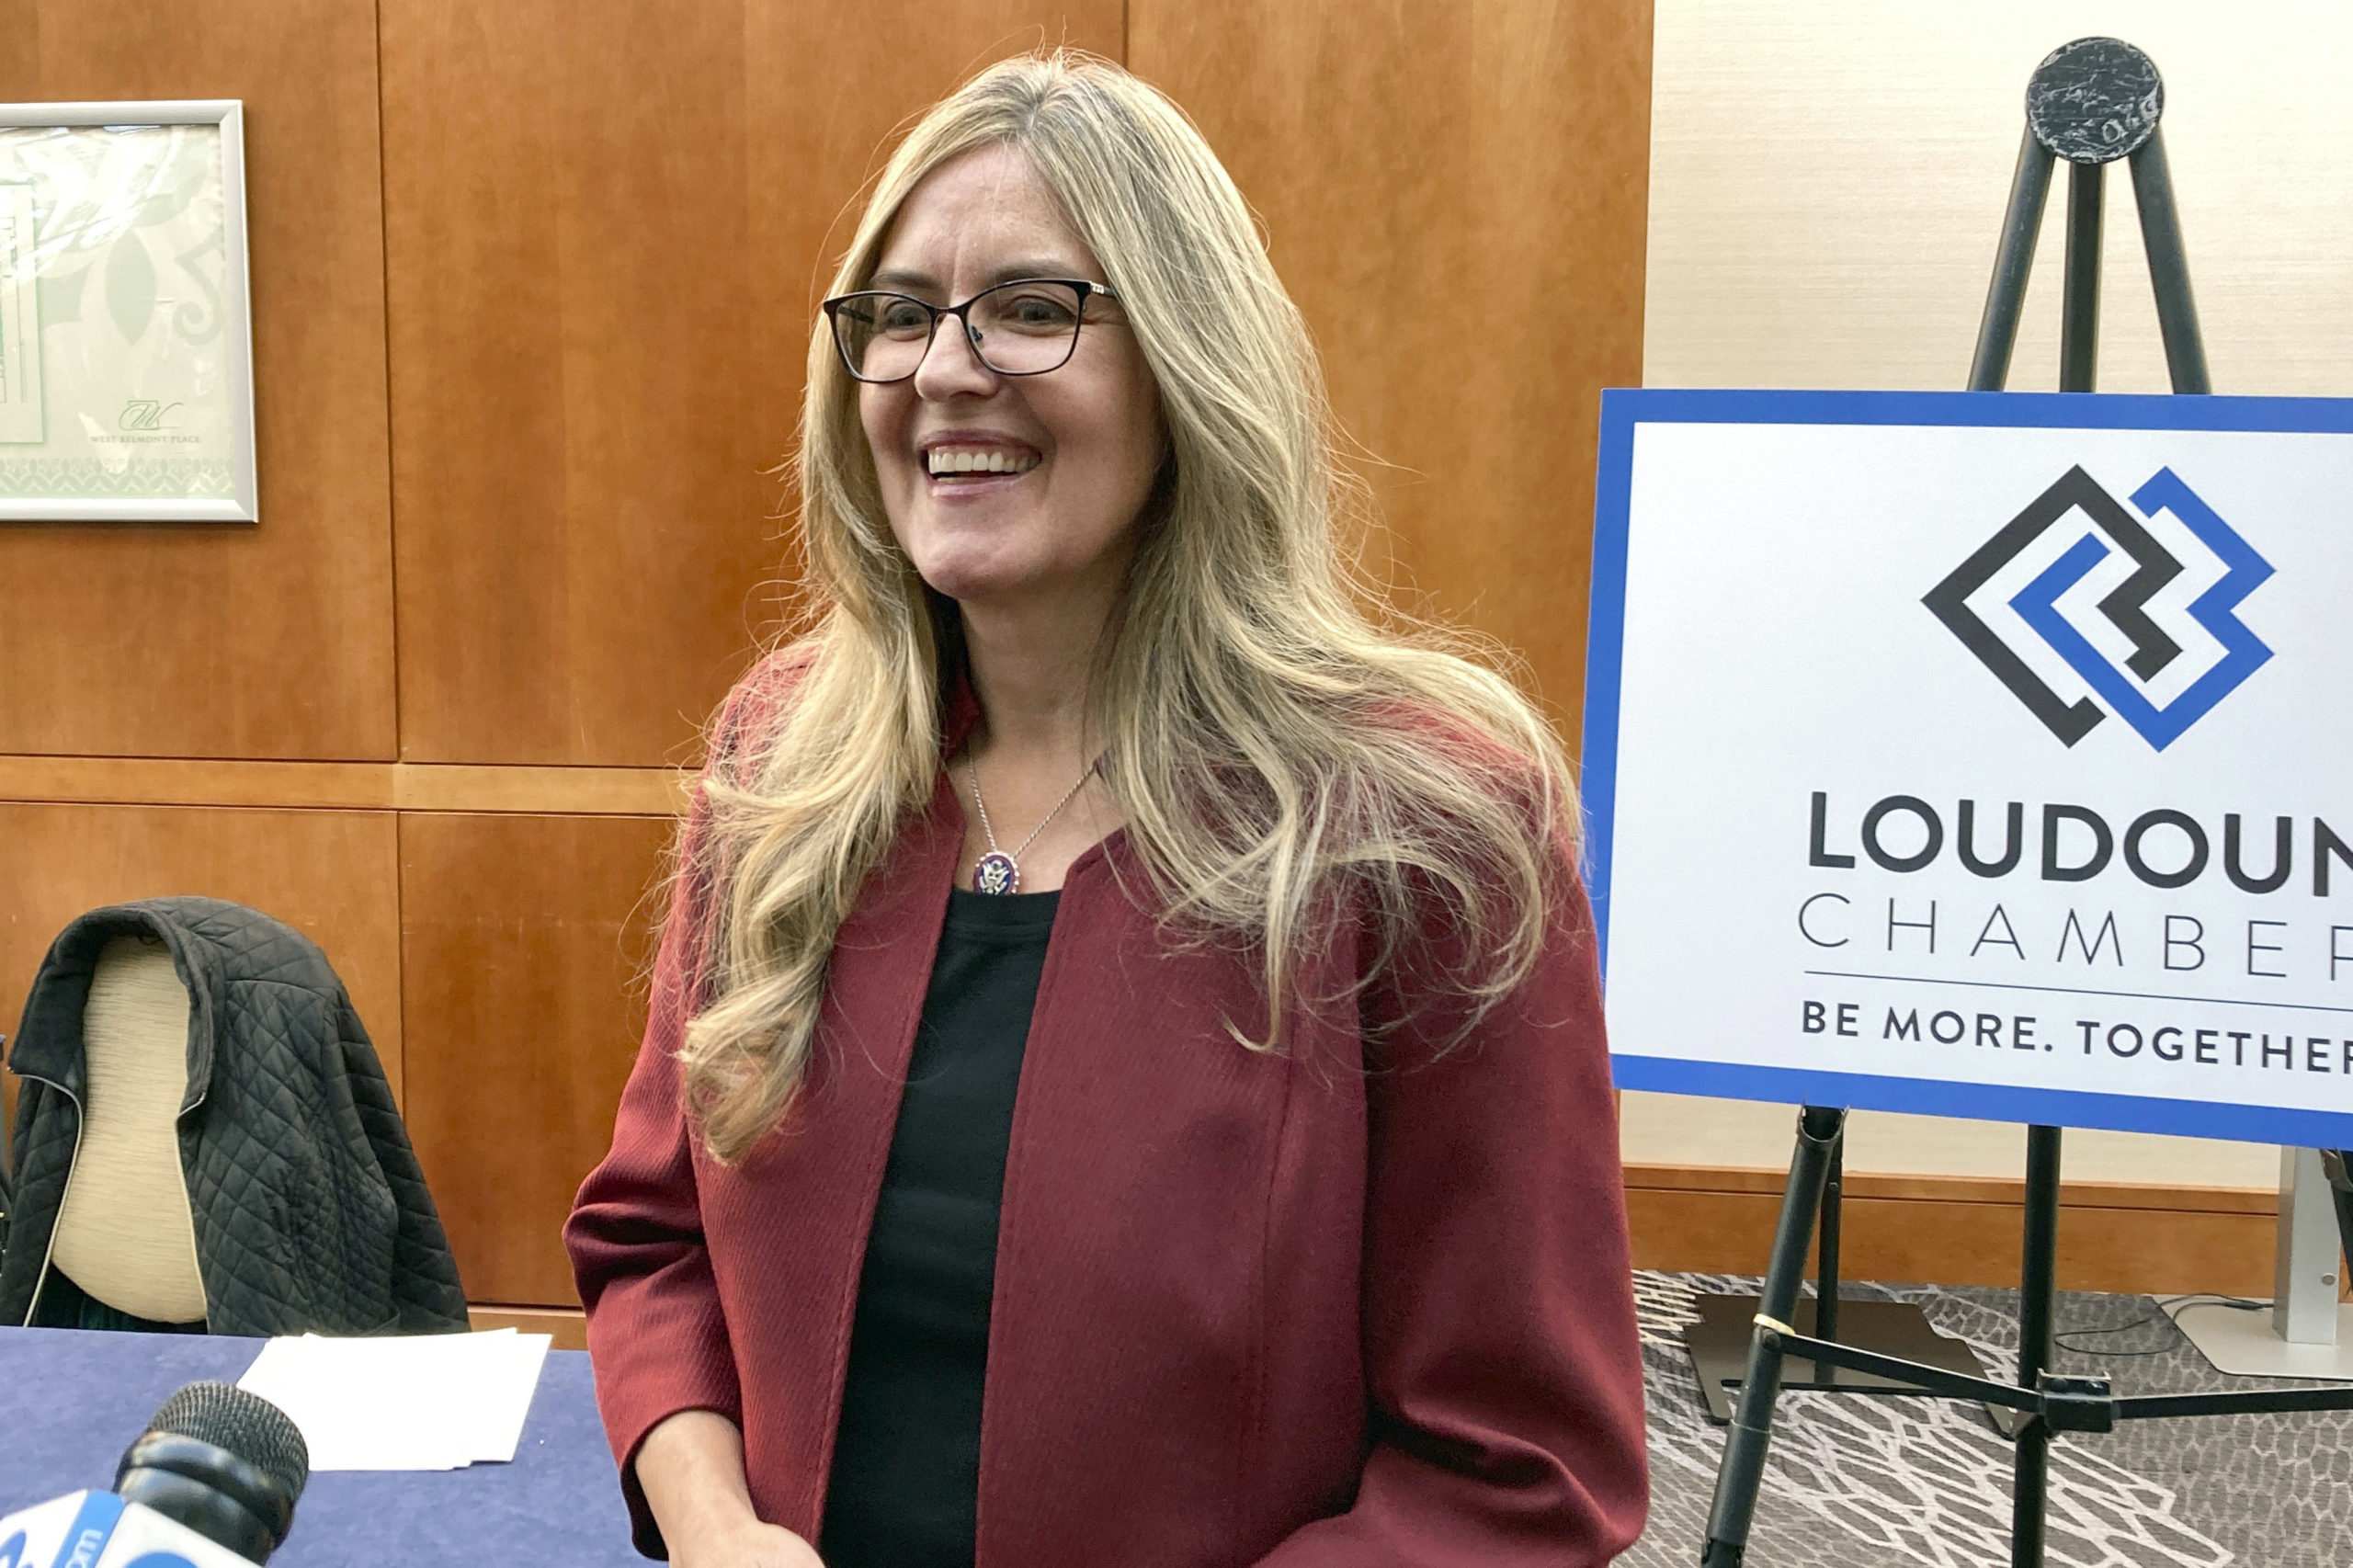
1, 897, 469, 1336
47, 933, 210, 1329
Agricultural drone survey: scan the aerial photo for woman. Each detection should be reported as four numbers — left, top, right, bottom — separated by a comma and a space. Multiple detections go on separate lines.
565, 51, 1645, 1568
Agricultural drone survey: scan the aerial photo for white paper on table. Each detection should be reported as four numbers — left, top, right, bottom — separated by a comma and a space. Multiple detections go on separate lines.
235, 1327, 551, 1471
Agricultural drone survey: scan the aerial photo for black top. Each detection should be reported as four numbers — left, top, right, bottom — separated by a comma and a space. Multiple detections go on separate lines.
818, 885, 1058, 1568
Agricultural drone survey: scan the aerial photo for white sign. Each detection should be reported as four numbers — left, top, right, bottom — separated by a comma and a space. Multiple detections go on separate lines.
1584, 389, 2353, 1147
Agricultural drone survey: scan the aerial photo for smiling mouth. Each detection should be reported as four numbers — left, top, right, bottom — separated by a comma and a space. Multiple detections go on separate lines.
925, 444, 1040, 481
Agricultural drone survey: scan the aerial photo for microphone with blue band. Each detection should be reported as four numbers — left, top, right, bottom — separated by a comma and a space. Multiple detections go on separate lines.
0, 1381, 308, 1568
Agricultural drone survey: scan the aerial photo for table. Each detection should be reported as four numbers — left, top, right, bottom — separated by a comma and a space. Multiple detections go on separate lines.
0, 1324, 642, 1566
25, 1282, 2350, 1567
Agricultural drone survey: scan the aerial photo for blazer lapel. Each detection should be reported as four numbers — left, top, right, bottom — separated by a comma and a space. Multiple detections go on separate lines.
705, 777, 963, 1534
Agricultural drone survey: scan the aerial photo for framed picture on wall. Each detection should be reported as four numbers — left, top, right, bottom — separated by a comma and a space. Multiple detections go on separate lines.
0, 100, 256, 523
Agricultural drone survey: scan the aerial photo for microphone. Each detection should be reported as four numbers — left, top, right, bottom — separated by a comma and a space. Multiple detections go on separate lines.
115, 1381, 310, 1562
0, 1381, 309, 1568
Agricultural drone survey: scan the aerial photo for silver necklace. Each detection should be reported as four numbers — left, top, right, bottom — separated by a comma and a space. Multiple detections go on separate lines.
965, 756, 1096, 895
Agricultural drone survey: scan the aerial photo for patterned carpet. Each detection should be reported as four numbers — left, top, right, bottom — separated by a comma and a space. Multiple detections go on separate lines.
1625, 1272, 2353, 1567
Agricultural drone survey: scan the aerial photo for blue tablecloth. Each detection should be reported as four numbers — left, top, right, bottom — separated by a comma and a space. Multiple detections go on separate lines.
0, 1324, 642, 1566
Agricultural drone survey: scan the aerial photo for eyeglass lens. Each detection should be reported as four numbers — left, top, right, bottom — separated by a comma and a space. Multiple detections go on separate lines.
834, 280, 1088, 381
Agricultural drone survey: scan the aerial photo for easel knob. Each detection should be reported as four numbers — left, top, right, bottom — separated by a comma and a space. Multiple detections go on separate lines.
2027, 36, 2162, 164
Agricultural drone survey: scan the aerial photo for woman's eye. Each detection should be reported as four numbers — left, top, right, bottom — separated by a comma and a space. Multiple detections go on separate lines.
1001, 293, 1078, 331
877, 300, 933, 336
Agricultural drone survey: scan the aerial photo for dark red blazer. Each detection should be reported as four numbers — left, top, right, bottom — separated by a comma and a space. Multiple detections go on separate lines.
564, 658, 1648, 1565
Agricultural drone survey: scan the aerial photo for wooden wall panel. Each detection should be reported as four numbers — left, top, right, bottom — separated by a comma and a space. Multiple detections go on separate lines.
397, 812, 674, 1305
0, 0, 396, 760
0, 803, 405, 1104
469, 1303, 587, 1352
1129, 0, 1654, 731
1626, 1165, 2278, 1298
381, 0, 1121, 767
0, 756, 686, 814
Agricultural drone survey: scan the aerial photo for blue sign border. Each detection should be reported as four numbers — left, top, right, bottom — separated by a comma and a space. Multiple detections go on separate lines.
1582, 387, 2353, 1146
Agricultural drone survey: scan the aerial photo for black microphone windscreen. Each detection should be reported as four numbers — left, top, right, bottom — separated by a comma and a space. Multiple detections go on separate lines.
143, 1381, 311, 1502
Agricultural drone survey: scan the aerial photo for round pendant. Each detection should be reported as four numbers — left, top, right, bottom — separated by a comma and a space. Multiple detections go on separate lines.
973, 851, 1020, 895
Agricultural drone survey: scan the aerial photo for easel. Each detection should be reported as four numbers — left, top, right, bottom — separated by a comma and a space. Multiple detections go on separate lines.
1694, 38, 2353, 1568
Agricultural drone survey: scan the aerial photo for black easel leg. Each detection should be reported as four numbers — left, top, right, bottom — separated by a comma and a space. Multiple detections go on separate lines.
2127, 128, 2211, 394
2011, 1125, 2064, 1567
2327, 1154, 2353, 1289
2015, 143, 2100, 1565
1816, 1138, 1844, 1347
1969, 126, 2055, 392
1701, 1106, 1847, 1568
2060, 161, 2103, 393
2011, 169, 2096, 1566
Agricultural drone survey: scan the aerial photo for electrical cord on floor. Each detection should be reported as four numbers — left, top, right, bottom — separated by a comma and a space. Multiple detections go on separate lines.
2052, 1294, 2269, 1357
2052, 1312, 2173, 1356
2154, 1293, 2271, 1312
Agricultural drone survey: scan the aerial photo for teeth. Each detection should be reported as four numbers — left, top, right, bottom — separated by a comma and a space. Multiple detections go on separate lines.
926, 446, 1037, 477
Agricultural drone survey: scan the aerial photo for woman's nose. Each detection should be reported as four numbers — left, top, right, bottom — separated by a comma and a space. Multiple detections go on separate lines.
912, 313, 997, 399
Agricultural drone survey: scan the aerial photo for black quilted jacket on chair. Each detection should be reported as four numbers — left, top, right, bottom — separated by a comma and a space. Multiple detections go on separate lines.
0, 896, 470, 1335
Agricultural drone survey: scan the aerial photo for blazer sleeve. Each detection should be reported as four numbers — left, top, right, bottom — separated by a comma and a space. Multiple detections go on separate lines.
1251, 858, 1649, 1567
563, 665, 788, 1557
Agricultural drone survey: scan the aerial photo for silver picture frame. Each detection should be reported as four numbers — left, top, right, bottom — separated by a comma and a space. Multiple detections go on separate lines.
0, 99, 256, 523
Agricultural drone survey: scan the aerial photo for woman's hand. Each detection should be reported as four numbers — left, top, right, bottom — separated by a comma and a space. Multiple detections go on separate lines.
675, 1518, 826, 1568
639, 1410, 824, 1568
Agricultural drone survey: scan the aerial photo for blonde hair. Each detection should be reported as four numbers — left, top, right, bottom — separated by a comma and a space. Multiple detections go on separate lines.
680, 50, 1578, 1162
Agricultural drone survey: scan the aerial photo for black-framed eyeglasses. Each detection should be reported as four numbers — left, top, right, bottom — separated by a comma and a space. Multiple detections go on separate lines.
822, 278, 1120, 384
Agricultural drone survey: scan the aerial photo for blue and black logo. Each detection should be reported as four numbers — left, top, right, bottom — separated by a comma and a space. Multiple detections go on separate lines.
1924, 466, 2274, 751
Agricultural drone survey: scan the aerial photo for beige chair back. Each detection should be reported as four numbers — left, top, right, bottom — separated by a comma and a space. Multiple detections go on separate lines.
50, 934, 208, 1324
